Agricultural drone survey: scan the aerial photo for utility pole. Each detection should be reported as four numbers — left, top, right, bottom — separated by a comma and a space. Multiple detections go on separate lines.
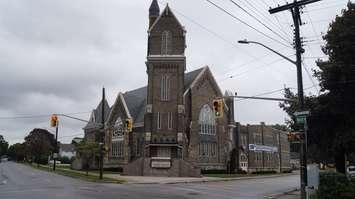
99, 87, 105, 180
279, 131, 282, 173
269, 1, 321, 198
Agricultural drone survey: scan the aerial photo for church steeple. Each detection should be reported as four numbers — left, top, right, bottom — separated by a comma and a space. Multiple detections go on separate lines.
149, 0, 160, 28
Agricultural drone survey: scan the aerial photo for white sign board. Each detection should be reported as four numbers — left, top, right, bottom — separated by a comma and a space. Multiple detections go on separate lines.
249, 144, 278, 152
151, 161, 171, 168
307, 164, 319, 189
294, 111, 310, 116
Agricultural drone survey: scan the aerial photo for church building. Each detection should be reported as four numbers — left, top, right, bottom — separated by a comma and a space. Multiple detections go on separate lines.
83, 0, 236, 177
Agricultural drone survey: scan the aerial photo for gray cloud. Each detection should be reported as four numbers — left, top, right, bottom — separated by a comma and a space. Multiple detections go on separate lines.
0, 0, 349, 144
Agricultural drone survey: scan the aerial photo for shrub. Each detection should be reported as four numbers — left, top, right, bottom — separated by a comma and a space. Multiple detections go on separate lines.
60, 156, 74, 164
317, 172, 355, 199
236, 169, 247, 174
201, 169, 227, 174
251, 170, 277, 175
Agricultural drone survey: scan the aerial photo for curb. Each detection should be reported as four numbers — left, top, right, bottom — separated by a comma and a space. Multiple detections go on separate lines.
124, 173, 297, 185
264, 188, 299, 199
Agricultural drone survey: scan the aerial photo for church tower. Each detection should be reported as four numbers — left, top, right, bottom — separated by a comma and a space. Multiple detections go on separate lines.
145, 1, 187, 160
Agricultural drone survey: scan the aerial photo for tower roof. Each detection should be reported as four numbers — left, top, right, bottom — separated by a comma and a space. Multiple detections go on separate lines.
149, 0, 160, 17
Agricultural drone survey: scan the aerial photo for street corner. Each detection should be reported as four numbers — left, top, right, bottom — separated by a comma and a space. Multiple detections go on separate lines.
264, 188, 300, 199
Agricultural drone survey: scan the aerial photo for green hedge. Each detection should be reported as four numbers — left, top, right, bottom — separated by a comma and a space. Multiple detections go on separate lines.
201, 169, 227, 174
251, 170, 277, 175
317, 172, 355, 199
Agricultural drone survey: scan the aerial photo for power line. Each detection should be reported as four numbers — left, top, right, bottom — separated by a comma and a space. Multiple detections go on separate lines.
304, 7, 322, 42
304, 56, 327, 59
235, 84, 318, 102
158, 0, 292, 79
307, 2, 347, 12
0, 111, 90, 120
233, 0, 292, 43
159, 0, 295, 84
216, 46, 290, 77
229, 0, 291, 45
258, 0, 294, 40
302, 62, 320, 93
220, 53, 295, 81
157, 0, 260, 61
262, 0, 294, 40
205, 0, 292, 48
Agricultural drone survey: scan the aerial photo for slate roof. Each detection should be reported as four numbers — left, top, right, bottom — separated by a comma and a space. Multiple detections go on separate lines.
84, 99, 110, 130
122, 67, 205, 124
122, 86, 147, 124
149, 0, 160, 17
84, 67, 205, 128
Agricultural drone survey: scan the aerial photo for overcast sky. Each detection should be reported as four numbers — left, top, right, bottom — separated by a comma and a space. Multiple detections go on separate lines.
0, 0, 350, 144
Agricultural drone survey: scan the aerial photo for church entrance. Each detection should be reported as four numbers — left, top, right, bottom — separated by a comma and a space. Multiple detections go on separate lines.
156, 146, 171, 157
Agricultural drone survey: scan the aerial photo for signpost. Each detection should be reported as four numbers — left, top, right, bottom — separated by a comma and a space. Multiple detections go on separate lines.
294, 111, 310, 125
294, 110, 310, 198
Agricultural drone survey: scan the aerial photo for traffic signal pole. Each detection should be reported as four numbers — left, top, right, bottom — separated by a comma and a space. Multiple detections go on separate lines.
269, 1, 321, 198
53, 122, 58, 171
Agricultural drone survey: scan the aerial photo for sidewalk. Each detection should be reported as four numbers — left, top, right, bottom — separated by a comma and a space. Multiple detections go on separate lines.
105, 172, 297, 184
275, 190, 300, 199
32, 163, 297, 185
264, 189, 300, 199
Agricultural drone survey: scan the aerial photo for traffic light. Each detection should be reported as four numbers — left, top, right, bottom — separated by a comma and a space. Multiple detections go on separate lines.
50, 114, 59, 127
213, 99, 223, 118
287, 132, 304, 142
287, 133, 294, 142
125, 118, 133, 132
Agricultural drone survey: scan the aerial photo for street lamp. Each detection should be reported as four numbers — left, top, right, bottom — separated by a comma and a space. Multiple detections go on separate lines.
238, 39, 296, 65
238, 38, 308, 198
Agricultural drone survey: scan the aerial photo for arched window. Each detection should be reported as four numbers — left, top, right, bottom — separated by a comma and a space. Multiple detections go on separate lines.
161, 30, 172, 55
112, 117, 123, 139
160, 75, 170, 101
199, 104, 216, 135
112, 117, 124, 157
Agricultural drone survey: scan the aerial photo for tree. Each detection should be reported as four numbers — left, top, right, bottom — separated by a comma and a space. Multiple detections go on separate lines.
280, 3, 355, 173
7, 143, 25, 162
24, 128, 56, 166
76, 140, 99, 175
315, 2, 355, 173
0, 135, 9, 157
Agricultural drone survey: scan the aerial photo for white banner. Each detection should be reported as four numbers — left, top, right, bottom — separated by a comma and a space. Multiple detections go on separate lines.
249, 144, 278, 152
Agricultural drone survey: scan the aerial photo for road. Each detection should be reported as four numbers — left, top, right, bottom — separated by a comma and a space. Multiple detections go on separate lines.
0, 161, 299, 199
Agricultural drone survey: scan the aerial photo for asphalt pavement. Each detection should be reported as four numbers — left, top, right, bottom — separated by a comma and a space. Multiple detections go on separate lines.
0, 161, 299, 199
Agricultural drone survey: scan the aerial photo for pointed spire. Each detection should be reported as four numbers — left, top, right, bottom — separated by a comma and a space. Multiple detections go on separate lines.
149, 0, 160, 17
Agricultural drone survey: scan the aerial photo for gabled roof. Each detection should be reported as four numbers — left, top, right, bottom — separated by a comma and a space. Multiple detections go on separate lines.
84, 66, 224, 129
148, 5, 185, 33
122, 86, 147, 123
184, 67, 204, 90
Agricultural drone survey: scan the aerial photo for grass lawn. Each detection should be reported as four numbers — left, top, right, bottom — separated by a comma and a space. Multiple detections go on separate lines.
26, 163, 125, 183
203, 172, 281, 178
203, 173, 253, 178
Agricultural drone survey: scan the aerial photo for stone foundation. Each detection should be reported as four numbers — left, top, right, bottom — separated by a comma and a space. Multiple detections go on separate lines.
123, 158, 201, 177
